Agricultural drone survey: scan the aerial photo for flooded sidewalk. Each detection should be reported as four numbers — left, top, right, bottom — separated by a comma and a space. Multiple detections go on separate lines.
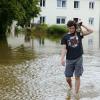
0, 53, 100, 100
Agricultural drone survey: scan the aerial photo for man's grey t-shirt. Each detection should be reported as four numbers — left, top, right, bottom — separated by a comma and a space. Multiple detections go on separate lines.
61, 32, 83, 60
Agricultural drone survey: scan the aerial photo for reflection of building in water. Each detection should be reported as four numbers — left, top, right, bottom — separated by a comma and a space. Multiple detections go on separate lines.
39, 38, 44, 46
11, 20, 17, 36
33, 0, 100, 49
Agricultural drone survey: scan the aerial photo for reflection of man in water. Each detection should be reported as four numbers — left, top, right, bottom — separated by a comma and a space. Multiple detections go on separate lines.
61, 20, 93, 100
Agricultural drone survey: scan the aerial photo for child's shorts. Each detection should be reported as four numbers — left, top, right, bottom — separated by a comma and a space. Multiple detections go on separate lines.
64, 56, 83, 77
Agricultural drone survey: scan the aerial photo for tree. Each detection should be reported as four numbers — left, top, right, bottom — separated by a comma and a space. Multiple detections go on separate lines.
0, 0, 40, 35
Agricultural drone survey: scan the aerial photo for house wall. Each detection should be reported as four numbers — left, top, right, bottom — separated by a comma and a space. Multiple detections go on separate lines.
34, 0, 99, 31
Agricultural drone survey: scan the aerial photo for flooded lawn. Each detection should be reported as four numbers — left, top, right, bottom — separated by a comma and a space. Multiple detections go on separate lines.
0, 34, 100, 100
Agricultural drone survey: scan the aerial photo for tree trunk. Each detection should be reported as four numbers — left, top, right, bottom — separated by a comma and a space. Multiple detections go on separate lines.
0, 24, 7, 37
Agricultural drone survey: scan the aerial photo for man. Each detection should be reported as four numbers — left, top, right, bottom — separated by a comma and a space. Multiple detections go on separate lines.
61, 20, 93, 100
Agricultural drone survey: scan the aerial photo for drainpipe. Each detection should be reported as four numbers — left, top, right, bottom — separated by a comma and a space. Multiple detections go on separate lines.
99, 9, 100, 48
99, 3, 100, 48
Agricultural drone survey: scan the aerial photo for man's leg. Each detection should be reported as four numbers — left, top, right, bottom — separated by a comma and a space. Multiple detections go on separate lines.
66, 77, 72, 99
75, 77, 80, 93
74, 56, 83, 99
75, 76, 80, 100
66, 77, 72, 89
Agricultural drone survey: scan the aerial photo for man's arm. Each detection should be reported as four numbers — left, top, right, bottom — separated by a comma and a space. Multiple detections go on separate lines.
61, 44, 67, 66
80, 24, 93, 36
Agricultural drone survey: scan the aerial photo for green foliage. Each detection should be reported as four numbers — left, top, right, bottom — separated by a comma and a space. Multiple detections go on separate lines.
34, 24, 48, 33
31, 24, 48, 38
0, 0, 40, 34
47, 25, 68, 34
17, 0, 40, 26
15, 27, 22, 33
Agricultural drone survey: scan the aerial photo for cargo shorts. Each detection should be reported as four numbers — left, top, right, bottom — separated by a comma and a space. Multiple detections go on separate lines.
64, 56, 83, 77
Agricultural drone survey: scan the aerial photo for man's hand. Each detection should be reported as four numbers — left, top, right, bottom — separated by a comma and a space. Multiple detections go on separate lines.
81, 24, 93, 36
61, 45, 67, 66
61, 59, 65, 66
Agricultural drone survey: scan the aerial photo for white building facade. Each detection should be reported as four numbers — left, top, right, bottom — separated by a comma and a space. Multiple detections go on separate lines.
34, 0, 100, 49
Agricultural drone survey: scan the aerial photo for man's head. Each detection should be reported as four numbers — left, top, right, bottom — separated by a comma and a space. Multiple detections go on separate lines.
67, 20, 76, 34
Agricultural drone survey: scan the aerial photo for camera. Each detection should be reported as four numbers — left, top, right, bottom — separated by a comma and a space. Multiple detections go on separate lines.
73, 18, 82, 32
77, 22, 82, 32
76, 22, 82, 32
77, 22, 82, 26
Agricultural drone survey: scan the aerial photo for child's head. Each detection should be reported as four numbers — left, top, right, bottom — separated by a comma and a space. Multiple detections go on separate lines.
67, 20, 76, 33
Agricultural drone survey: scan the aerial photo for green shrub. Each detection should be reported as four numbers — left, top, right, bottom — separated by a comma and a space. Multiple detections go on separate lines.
47, 25, 68, 34
33, 24, 48, 33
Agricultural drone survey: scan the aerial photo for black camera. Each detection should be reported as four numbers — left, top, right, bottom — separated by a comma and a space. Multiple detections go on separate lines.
73, 18, 82, 32
77, 22, 82, 26
76, 22, 82, 32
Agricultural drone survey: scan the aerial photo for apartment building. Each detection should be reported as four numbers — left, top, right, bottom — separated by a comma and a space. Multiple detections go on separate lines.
34, 0, 100, 49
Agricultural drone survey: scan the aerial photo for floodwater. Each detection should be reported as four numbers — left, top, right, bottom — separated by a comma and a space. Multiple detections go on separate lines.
0, 33, 100, 100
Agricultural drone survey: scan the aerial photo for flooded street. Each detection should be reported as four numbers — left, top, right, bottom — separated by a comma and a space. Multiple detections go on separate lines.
0, 34, 100, 100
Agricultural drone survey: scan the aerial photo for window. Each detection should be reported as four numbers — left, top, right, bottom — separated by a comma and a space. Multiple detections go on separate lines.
61, 18, 65, 24
57, 0, 66, 7
74, 1, 80, 8
40, 16, 46, 24
56, 17, 66, 24
89, 1, 94, 9
88, 38, 93, 46
40, 0, 45, 7
89, 17, 94, 25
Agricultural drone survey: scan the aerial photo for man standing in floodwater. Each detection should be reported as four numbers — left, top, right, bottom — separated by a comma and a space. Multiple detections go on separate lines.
61, 20, 93, 100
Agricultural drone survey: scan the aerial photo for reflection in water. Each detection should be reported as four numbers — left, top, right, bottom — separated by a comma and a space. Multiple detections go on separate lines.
0, 35, 37, 99
0, 32, 100, 100
38, 37, 44, 46
0, 36, 12, 65
0, 54, 100, 100
0, 36, 36, 65
24, 31, 31, 42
